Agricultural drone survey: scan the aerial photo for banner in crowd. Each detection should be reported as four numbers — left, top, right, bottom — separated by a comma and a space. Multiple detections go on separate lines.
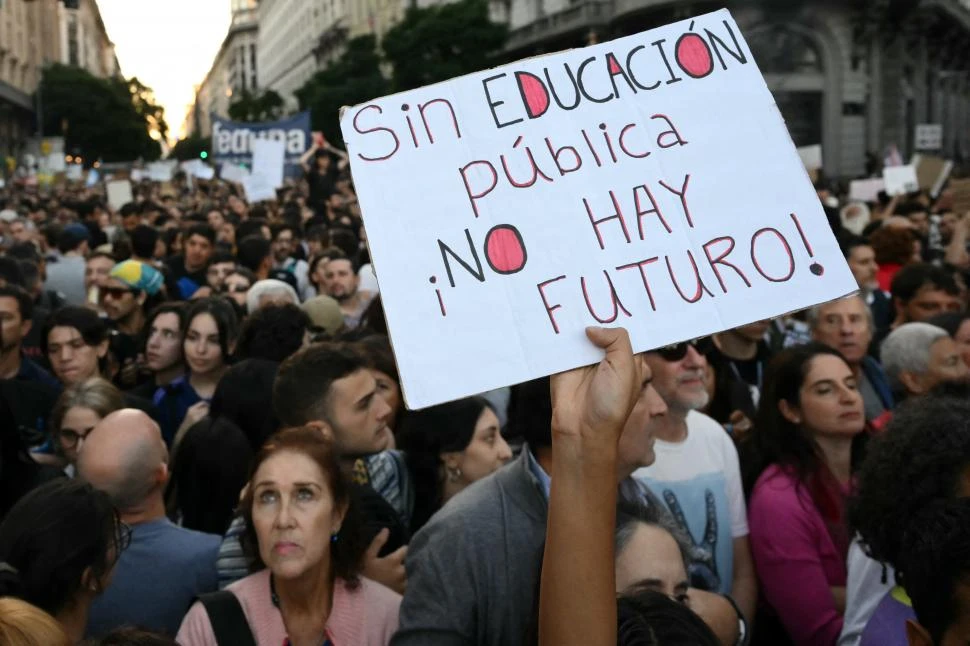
211, 112, 311, 178
342, 9, 858, 409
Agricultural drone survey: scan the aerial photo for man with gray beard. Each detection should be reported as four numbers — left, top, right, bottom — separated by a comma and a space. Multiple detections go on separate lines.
632, 340, 758, 627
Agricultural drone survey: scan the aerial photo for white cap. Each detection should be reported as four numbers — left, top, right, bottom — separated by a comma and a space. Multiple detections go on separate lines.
0, 209, 18, 223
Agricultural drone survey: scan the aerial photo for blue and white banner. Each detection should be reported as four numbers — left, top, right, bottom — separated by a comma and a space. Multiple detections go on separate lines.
211, 112, 311, 178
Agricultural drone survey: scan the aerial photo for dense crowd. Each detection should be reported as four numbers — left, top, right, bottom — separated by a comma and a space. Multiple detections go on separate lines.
0, 142, 969, 646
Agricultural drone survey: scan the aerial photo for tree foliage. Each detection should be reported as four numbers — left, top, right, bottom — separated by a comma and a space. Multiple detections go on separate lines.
296, 35, 389, 145
382, 0, 508, 92
169, 134, 209, 161
228, 89, 286, 122
295, 2, 507, 144
39, 63, 162, 163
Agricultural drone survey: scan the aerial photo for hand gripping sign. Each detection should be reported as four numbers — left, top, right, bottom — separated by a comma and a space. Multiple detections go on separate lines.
341, 9, 857, 409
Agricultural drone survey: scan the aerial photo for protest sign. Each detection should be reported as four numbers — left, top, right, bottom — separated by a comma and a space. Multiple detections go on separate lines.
915, 124, 943, 151
251, 138, 286, 189
883, 165, 919, 196
849, 178, 885, 203
66, 164, 83, 181
911, 154, 953, 197
211, 112, 310, 178
106, 180, 133, 211
796, 145, 822, 171
220, 163, 250, 183
951, 178, 970, 215
85, 169, 99, 188
241, 173, 277, 202
342, 9, 857, 409
147, 161, 176, 182
130, 169, 145, 182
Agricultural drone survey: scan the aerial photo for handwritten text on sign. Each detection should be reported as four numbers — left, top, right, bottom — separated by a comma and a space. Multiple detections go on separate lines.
341, 9, 857, 409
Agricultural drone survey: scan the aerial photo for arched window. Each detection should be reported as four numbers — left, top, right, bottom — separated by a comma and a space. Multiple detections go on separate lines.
747, 25, 824, 75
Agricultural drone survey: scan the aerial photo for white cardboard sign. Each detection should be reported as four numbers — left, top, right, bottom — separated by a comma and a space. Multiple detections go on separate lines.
106, 180, 133, 211
796, 144, 823, 171
220, 163, 250, 183
883, 165, 919, 196
341, 9, 857, 409
147, 161, 176, 182
915, 124, 943, 151
848, 178, 885, 203
242, 173, 277, 202
251, 138, 285, 189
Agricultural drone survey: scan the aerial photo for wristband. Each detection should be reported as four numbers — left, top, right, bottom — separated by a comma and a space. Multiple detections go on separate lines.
721, 594, 749, 646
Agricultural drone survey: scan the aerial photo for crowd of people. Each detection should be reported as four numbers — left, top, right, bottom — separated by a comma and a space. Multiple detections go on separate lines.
0, 141, 968, 646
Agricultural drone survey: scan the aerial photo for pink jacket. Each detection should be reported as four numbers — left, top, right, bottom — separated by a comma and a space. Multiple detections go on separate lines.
176, 569, 400, 646
748, 464, 847, 646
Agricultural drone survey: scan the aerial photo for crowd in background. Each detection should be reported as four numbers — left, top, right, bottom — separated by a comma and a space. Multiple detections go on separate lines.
0, 144, 969, 646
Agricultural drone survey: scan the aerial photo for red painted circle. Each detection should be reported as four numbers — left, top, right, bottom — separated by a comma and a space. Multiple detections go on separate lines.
675, 34, 714, 78
485, 225, 526, 274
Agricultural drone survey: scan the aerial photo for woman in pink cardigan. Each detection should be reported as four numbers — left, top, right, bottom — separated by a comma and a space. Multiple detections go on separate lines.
177, 426, 400, 646
744, 343, 867, 646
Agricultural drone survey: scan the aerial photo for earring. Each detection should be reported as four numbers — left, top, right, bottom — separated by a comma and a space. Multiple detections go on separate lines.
331, 531, 340, 543
447, 466, 462, 483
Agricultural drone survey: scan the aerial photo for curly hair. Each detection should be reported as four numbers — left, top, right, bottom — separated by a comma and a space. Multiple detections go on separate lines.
869, 225, 916, 266
897, 498, 970, 645
849, 381, 970, 573
235, 303, 310, 363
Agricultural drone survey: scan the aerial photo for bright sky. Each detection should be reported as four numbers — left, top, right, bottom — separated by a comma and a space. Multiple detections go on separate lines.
98, 0, 232, 144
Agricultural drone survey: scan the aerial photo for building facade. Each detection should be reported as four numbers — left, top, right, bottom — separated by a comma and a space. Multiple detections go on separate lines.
186, 0, 258, 137
0, 0, 117, 162
257, 0, 348, 111
495, 0, 970, 179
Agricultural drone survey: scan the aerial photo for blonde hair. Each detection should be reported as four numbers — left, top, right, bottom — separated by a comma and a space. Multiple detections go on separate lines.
49, 377, 124, 437
0, 597, 71, 646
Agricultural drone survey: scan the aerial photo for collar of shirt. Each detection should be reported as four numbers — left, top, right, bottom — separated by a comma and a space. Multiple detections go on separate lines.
525, 447, 551, 501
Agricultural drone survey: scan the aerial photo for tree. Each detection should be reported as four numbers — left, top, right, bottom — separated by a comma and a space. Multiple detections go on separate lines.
382, 0, 508, 92
228, 89, 286, 122
39, 64, 162, 163
169, 134, 209, 161
125, 76, 169, 142
296, 35, 389, 145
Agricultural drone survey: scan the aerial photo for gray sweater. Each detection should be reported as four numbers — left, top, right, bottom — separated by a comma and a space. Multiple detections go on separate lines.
392, 448, 547, 646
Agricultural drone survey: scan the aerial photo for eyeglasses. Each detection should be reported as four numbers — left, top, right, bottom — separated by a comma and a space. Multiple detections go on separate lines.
116, 521, 133, 553
98, 286, 136, 301
228, 283, 250, 294
59, 426, 94, 449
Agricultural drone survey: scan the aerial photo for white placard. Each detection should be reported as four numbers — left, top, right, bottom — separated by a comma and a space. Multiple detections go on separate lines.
915, 124, 943, 151
220, 163, 250, 183
47, 153, 66, 173
883, 165, 920, 196
796, 144, 823, 171
341, 9, 857, 409
131, 169, 145, 182
66, 165, 83, 181
242, 173, 277, 202
251, 138, 285, 189
85, 169, 100, 187
106, 180, 133, 211
848, 178, 885, 203
147, 160, 176, 182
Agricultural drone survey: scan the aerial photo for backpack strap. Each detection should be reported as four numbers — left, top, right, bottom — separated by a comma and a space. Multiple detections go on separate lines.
198, 590, 257, 646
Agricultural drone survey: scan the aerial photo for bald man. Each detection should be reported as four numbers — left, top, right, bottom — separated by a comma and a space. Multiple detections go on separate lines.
78, 409, 220, 639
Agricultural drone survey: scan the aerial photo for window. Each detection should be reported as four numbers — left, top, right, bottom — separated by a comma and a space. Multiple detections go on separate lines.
746, 25, 823, 75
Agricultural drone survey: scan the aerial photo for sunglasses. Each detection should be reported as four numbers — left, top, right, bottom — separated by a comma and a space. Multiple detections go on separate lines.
654, 339, 708, 362
99, 286, 136, 301
228, 283, 251, 294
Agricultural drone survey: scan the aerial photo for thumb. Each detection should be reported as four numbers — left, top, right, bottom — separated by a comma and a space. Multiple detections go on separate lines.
366, 528, 389, 558
387, 545, 408, 562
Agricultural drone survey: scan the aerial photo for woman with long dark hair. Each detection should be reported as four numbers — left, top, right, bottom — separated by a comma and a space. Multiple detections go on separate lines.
744, 343, 868, 645
153, 298, 239, 446
397, 397, 512, 533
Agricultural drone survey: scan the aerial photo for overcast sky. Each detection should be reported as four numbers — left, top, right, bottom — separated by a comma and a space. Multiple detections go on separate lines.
99, 0, 231, 142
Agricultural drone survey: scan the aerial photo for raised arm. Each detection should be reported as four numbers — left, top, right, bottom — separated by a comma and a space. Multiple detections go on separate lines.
540, 327, 641, 646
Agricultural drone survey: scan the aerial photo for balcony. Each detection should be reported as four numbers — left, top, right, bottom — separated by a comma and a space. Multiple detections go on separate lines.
506, 0, 611, 53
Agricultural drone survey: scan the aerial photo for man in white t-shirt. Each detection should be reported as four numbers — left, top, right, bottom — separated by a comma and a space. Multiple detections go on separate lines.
634, 340, 758, 625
